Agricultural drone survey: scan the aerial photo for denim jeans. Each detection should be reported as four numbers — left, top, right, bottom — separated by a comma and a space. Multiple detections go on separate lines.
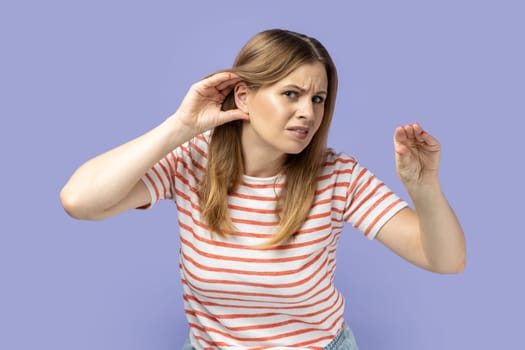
182, 324, 359, 349
323, 324, 359, 350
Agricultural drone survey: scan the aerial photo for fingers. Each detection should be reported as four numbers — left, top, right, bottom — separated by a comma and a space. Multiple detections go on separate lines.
394, 125, 408, 144
419, 127, 439, 147
395, 123, 433, 144
413, 123, 431, 144
201, 72, 242, 91
394, 123, 441, 159
394, 123, 427, 155
191, 72, 243, 103
394, 128, 409, 156
216, 74, 241, 92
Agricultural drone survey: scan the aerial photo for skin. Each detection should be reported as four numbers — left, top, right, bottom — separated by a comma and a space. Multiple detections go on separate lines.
60, 72, 248, 220
234, 63, 328, 177
60, 66, 466, 274
376, 124, 466, 273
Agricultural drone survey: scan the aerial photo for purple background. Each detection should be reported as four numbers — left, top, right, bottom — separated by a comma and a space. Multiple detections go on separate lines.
1, 0, 523, 349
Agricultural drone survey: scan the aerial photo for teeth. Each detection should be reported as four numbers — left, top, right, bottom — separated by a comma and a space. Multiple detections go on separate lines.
291, 129, 307, 134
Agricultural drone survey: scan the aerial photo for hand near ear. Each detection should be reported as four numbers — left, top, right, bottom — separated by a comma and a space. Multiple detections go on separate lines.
394, 123, 441, 186
174, 72, 250, 136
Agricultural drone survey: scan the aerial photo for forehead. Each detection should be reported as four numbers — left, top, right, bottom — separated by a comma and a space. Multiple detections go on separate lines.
275, 62, 328, 91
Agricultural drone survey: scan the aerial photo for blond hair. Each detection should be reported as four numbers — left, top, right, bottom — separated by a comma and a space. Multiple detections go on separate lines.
198, 29, 338, 247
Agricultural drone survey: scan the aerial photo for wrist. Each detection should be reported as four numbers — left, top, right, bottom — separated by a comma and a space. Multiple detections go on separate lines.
404, 178, 443, 203
165, 112, 199, 139
153, 113, 197, 152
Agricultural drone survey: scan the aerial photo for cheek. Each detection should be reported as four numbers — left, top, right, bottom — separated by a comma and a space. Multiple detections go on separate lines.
255, 99, 289, 123
265, 96, 287, 115
314, 110, 325, 129
251, 95, 277, 117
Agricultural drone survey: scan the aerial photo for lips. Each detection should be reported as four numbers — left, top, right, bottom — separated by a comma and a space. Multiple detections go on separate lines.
286, 126, 310, 134
289, 128, 308, 134
286, 125, 311, 140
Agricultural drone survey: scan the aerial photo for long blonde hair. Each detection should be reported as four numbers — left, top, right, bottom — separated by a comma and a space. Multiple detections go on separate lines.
198, 29, 338, 247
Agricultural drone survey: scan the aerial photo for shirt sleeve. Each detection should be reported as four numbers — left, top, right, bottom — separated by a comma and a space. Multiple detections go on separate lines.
139, 131, 210, 209
140, 149, 179, 208
343, 159, 408, 240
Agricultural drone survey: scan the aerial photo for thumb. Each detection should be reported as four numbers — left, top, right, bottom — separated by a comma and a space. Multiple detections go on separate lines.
394, 142, 414, 173
219, 109, 250, 124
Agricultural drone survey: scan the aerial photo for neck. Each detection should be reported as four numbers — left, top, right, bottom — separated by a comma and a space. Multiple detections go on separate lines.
241, 129, 286, 178
242, 147, 286, 177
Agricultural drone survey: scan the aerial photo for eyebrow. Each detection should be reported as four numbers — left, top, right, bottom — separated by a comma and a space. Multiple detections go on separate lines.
282, 84, 328, 95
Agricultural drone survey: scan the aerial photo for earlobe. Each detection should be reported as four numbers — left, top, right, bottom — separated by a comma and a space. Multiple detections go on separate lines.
234, 82, 250, 113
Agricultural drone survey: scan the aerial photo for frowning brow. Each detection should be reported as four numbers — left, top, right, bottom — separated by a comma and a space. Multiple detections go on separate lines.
282, 84, 327, 96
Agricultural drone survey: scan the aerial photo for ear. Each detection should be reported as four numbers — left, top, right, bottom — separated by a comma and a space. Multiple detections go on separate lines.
234, 82, 250, 113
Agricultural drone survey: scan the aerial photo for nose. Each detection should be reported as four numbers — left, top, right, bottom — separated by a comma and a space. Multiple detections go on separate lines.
297, 98, 316, 120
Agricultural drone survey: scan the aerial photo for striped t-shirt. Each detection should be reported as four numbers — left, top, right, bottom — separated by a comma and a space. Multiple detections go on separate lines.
141, 131, 407, 349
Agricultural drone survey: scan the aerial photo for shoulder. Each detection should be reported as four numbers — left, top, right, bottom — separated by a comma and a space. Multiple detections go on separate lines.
321, 148, 359, 174
201, 129, 213, 144
319, 149, 383, 187
169, 131, 212, 179
315, 149, 361, 188
177, 130, 212, 159
192, 129, 212, 149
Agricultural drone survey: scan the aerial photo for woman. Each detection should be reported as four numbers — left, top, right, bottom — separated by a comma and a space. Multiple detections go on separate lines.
61, 29, 466, 349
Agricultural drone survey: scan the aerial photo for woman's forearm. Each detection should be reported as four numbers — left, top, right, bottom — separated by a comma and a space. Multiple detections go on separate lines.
61, 72, 249, 220
60, 114, 193, 219
406, 180, 466, 273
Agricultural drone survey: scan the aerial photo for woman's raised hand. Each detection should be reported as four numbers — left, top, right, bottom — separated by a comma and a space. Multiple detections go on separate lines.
394, 123, 441, 186
174, 72, 249, 135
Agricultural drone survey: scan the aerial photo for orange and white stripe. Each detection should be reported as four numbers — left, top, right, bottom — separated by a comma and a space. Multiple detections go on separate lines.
142, 131, 407, 349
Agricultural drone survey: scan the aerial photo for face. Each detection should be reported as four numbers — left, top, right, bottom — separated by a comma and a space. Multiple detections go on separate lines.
238, 62, 328, 163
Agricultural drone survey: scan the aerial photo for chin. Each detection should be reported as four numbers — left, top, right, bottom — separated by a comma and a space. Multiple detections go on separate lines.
284, 145, 309, 155
278, 140, 312, 156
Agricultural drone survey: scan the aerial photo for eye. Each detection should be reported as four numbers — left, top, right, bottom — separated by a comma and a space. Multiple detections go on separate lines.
312, 95, 325, 104
283, 91, 298, 99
